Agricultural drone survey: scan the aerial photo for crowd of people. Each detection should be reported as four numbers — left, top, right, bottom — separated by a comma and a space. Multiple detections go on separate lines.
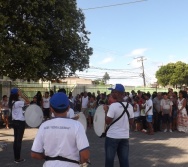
39, 87, 188, 135
1, 87, 188, 133
128, 88, 188, 134
24, 87, 188, 137
1, 86, 188, 166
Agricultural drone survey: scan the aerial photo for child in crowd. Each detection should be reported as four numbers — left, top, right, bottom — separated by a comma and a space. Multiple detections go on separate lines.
0, 95, 10, 129
30, 96, 37, 105
140, 98, 147, 133
160, 92, 173, 132
87, 95, 97, 128
144, 93, 154, 135
133, 98, 141, 131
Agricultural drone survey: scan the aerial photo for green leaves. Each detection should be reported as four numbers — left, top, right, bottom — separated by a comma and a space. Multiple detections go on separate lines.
0, 0, 92, 81
156, 61, 188, 87
103, 72, 110, 84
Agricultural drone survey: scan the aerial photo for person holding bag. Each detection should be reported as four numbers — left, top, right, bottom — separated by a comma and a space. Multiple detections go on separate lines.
103, 84, 134, 167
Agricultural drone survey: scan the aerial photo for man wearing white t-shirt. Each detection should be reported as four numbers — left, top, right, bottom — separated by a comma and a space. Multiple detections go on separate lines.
31, 92, 90, 167
144, 93, 154, 135
103, 84, 134, 167
81, 92, 89, 118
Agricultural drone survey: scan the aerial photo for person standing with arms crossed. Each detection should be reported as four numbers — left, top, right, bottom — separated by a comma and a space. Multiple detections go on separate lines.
103, 84, 134, 167
8, 88, 30, 163
31, 92, 90, 167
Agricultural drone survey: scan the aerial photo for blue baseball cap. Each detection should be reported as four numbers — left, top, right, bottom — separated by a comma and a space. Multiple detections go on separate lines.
11, 88, 19, 94
50, 92, 69, 112
108, 84, 125, 92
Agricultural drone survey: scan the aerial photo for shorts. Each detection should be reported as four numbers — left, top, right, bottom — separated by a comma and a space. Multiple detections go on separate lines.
89, 111, 95, 117
134, 116, 141, 123
146, 115, 153, 123
2, 110, 9, 117
81, 108, 88, 118
43, 108, 50, 118
172, 110, 177, 118
162, 114, 172, 123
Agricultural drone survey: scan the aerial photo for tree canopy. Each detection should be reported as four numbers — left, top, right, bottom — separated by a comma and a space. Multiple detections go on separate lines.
0, 0, 92, 81
92, 79, 104, 85
156, 61, 188, 87
103, 72, 110, 84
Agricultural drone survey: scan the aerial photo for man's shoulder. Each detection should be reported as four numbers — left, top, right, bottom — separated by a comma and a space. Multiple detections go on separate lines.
153, 97, 157, 101
147, 99, 153, 103
111, 102, 132, 110
41, 119, 84, 133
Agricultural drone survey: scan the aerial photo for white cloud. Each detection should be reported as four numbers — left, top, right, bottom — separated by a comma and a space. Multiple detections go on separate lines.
99, 57, 113, 64
126, 48, 149, 57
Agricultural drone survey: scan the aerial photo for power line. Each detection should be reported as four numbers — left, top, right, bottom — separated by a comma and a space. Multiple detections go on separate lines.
82, 0, 148, 11
92, 45, 125, 56
89, 66, 141, 72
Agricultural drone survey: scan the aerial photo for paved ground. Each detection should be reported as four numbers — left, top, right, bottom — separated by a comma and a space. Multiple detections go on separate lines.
1, 127, 188, 167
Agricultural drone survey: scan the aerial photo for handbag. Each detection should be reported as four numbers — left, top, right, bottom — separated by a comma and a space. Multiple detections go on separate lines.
100, 102, 130, 138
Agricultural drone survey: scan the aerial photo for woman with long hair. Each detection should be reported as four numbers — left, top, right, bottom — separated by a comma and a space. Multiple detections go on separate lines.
177, 90, 188, 133
8, 88, 30, 163
36, 91, 42, 107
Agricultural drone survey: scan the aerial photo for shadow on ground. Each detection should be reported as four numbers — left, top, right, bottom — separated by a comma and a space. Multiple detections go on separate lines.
0, 127, 188, 167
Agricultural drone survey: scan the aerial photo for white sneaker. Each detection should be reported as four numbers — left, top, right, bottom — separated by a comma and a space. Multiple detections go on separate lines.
14, 159, 26, 163
169, 129, 173, 133
164, 129, 167, 132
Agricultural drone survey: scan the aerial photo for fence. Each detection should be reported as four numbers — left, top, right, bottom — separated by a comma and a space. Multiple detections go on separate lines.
0, 81, 180, 100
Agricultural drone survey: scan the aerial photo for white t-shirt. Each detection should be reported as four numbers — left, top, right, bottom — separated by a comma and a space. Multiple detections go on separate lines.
43, 97, 50, 109
81, 96, 88, 108
107, 102, 134, 139
12, 101, 25, 121
145, 99, 153, 115
67, 108, 75, 119
1, 100, 9, 110
123, 96, 128, 101
160, 99, 173, 110
31, 118, 89, 167
134, 104, 140, 117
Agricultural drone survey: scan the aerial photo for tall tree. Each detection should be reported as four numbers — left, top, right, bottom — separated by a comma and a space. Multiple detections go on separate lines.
156, 61, 188, 87
156, 63, 175, 87
103, 72, 110, 84
0, 0, 92, 81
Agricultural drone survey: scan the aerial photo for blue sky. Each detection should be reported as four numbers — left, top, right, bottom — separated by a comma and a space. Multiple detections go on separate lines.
76, 0, 188, 86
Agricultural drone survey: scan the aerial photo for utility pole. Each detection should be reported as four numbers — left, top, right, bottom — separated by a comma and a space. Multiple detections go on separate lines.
134, 56, 146, 87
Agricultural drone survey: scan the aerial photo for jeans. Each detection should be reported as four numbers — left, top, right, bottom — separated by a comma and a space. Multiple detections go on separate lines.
13, 120, 25, 160
140, 116, 147, 130
153, 112, 162, 131
105, 137, 129, 167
